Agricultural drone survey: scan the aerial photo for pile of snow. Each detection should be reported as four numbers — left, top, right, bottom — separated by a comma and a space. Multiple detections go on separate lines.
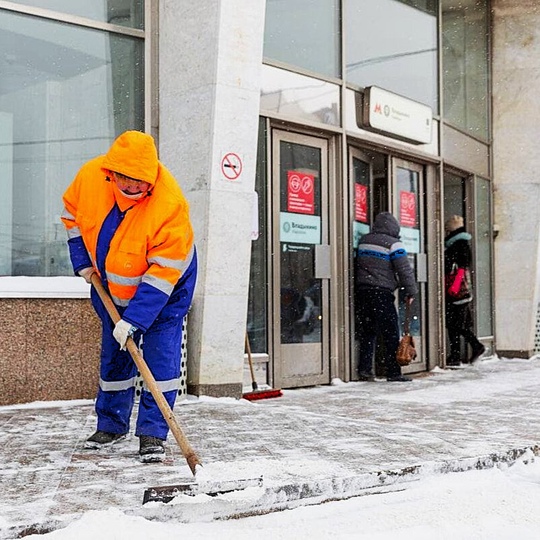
24, 459, 540, 539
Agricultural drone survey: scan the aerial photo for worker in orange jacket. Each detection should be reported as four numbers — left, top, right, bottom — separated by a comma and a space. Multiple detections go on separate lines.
62, 130, 197, 462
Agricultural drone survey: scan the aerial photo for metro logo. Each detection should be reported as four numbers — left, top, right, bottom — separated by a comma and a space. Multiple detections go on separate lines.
374, 102, 382, 114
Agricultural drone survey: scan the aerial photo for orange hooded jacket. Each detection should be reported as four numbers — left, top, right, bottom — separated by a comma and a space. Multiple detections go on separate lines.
62, 131, 195, 331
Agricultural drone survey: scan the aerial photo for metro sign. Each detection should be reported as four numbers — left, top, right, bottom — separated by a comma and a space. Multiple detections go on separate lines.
362, 86, 433, 145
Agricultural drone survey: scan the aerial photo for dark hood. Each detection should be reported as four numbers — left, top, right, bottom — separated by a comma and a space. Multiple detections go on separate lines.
372, 212, 400, 238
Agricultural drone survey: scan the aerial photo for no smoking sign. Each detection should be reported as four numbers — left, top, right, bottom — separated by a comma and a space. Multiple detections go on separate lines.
221, 152, 243, 182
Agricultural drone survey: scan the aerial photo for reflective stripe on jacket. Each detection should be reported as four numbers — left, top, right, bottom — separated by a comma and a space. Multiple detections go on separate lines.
354, 212, 417, 297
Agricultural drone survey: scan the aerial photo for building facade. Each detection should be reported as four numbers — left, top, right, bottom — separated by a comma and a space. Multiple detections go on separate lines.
0, 0, 537, 405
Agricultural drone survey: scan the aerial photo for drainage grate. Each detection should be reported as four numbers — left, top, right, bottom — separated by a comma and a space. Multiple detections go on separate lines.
134, 315, 188, 402
535, 303, 540, 354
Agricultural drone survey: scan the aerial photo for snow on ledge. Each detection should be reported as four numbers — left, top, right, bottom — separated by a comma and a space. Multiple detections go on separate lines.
0, 276, 90, 298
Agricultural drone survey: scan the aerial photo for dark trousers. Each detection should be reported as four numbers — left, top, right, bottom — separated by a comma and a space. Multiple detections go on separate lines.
355, 288, 401, 379
446, 301, 482, 361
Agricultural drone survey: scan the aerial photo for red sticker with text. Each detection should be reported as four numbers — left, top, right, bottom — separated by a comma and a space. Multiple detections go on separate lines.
400, 191, 417, 227
287, 171, 315, 215
355, 183, 368, 223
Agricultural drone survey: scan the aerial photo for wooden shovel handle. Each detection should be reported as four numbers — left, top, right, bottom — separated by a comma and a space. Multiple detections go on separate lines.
90, 273, 201, 475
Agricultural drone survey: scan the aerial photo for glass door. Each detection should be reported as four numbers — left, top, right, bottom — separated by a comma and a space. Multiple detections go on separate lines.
392, 158, 426, 371
350, 148, 372, 379
272, 130, 330, 388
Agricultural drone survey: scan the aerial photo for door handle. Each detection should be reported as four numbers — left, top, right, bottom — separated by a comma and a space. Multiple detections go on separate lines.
315, 244, 331, 279
416, 252, 427, 282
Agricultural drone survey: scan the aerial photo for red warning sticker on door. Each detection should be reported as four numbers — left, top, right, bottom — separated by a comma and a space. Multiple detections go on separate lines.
400, 191, 417, 227
287, 171, 315, 215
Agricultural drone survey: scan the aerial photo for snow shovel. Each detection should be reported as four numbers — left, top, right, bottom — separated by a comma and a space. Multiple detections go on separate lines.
90, 273, 262, 504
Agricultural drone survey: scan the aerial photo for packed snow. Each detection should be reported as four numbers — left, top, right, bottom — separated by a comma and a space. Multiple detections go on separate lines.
23, 459, 540, 539
3, 355, 540, 539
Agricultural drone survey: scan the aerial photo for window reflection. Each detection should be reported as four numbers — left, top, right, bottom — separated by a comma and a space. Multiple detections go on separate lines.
475, 178, 493, 337
279, 141, 322, 345
260, 65, 340, 126
0, 11, 144, 276
247, 119, 268, 353
264, 0, 340, 78
6, 0, 144, 29
442, 0, 489, 140
345, 0, 438, 111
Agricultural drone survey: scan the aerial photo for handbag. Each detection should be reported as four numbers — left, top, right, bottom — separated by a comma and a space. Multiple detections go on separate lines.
396, 302, 417, 366
445, 263, 472, 304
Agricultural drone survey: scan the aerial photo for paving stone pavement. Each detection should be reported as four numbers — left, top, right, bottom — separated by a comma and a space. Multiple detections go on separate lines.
2, 356, 540, 537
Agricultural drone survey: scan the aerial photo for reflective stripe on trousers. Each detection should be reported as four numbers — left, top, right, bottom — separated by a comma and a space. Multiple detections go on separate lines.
91, 288, 190, 439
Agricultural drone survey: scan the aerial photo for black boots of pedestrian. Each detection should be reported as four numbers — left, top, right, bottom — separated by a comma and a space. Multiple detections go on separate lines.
387, 375, 413, 382
446, 355, 461, 367
469, 344, 486, 363
358, 371, 375, 381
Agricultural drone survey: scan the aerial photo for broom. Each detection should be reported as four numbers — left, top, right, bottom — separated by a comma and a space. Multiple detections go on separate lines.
242, 332, 282, 401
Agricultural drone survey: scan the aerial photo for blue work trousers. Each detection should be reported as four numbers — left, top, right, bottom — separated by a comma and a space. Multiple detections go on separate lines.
90, 265, 196, 440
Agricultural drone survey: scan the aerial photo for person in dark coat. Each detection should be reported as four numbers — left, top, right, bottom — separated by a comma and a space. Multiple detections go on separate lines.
355, 212, 418, 382
444, 215, 485, 366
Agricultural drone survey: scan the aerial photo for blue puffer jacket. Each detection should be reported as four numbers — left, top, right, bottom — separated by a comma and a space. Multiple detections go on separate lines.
355, 212, 418, 297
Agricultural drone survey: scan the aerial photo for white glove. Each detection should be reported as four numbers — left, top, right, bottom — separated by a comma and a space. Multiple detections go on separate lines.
113, 319, 137, 350
78, 267, 96, 284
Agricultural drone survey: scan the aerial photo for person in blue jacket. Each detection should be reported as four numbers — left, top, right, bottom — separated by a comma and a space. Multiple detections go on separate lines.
444, 215, 485, 365
354, 212, 418, 382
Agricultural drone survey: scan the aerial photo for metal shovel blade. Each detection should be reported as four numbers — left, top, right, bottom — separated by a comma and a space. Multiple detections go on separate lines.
143, 476, 264, 504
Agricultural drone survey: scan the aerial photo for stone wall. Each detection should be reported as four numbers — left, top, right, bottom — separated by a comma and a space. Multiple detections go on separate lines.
492, 0, 540, 357
0, 299, 100, 405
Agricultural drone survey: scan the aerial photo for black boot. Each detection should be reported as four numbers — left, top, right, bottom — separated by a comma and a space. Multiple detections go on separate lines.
139, 435, 165, 463
469, 344, 486, 363
85, 430, 127, 449
387, 375, 412, 382
446, 352, 461, 366
358, 371, 375, 381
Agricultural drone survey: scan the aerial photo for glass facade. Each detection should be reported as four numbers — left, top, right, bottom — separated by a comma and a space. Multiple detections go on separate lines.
443, 171, 493, 340
259, 0, 493, 375
263, 0, 341, 78
6, 0, 144, 29
263, 0, 491, 138
0, 6, 144, 278
260, 65, 340, 127
442, 0, 489, 140
247, 119, 269, 353
345, 0, 438, 111
475, 177, 493, 337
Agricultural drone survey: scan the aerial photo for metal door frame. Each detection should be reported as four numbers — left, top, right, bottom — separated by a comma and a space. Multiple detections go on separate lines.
391, 157, 427, 373
271, 129, 332, 389
348, 146, 374, 380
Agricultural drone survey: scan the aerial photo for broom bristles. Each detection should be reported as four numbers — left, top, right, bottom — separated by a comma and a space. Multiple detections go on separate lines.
242, 389, 283, 401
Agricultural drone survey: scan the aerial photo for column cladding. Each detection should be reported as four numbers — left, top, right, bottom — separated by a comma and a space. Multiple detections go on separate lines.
492, 0, 540, 357
159, 0, 266, 395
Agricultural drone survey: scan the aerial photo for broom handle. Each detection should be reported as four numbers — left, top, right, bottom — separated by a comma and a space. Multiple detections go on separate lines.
90, 273, 201, 475
245, 332, 258, 391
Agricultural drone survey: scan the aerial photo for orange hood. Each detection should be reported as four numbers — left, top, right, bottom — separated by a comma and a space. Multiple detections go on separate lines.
102, 130, 159, 185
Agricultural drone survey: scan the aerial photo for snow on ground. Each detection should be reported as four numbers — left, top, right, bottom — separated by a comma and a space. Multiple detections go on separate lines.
25, 458, 540, 539
4, 355, 540, 539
